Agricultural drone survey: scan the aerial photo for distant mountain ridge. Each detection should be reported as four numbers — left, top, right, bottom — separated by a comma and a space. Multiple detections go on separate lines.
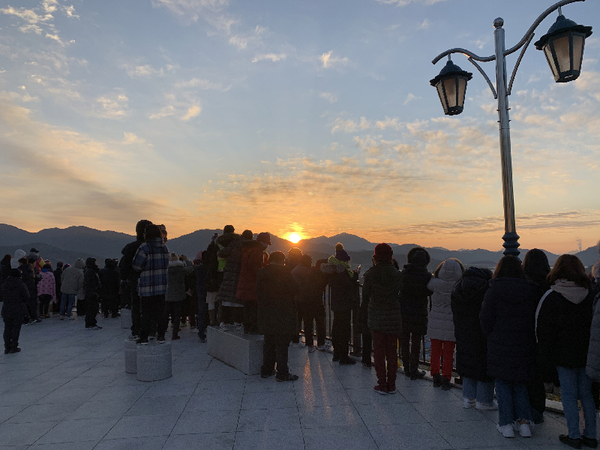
1, 223, 596, 270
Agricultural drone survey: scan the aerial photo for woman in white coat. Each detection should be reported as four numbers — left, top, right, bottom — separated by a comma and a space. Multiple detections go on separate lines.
428, 258, 465, 390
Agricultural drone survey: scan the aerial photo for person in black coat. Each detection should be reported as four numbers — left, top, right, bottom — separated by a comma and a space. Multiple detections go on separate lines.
83, 258, 101, 330
321, 244, 360, 365
53, 262, 63, 315
257, 251, 299, 382
2, 261, 29, 353
363, 244, 402, 394
451, 266, 495, 409
521, 248, 551, 424
398, 247, 432, 379
1, 254, 12, 303
480, 256, 540, 438
536, 254, 597, 448
99, 259, 120, 319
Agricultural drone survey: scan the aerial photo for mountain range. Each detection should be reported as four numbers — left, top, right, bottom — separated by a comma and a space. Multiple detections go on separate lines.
1, 224, 597, 271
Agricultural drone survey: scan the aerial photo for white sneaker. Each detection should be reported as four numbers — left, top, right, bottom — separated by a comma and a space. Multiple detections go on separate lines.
219, 323, 230, 332
476, 401, 498, 411
234, 323, 244, 332
463, 398, 475, 409
513, 421, 532, 438
497, 424, 515, 438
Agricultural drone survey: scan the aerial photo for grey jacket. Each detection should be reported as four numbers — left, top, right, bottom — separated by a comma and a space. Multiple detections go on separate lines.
60, 259, 85, 295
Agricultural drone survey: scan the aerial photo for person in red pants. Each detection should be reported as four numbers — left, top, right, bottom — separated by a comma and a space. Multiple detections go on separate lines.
363, 244, 402, 395
427, 258, 465, 390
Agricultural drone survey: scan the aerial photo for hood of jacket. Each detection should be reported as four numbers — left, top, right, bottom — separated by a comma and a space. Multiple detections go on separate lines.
437, 259, 463, 283
452, 267, 491, 304
551, 279, 589, 304
168, 260, 184, 268
74, 258, 86, 270
3, 272, 24, 291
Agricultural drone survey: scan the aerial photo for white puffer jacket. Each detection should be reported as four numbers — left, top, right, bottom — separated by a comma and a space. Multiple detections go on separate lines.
426, 258, 463, 342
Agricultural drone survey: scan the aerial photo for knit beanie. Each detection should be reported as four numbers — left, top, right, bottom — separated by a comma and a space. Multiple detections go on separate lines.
334, 242, 350, 262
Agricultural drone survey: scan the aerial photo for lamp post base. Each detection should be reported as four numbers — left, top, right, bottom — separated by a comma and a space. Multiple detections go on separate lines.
502, 232, 521, 258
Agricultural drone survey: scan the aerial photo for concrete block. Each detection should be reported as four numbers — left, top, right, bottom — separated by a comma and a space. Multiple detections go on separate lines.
120, 308, 132, 329
207, 326, 263, 375
124, 339, 137, 374
136, 342, 172, 382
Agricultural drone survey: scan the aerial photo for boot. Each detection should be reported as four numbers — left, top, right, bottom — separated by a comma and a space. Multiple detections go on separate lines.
9, 343, 21, 354
208, 310, 217, 327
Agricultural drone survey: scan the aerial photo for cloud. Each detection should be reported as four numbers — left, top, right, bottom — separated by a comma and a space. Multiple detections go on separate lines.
122, 132, 147, 145
319, 92, 338, 103
319, 51, 349, 69
181, 105, 201, 121
95, 93, 129, 119
175, 78, 228, 90
122, 63, 178, 78
417, 18, 431, 30
151, 0, 228, 21
252, 53, 286, 63
330, 116, 405, 133
375, 0, 447, 5
229, 25, 266, 50
45, 33, 64, 45
149, 105, 175, 120
403, 93, 420, 105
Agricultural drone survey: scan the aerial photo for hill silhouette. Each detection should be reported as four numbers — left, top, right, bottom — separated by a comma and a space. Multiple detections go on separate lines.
1, 223, 596, 271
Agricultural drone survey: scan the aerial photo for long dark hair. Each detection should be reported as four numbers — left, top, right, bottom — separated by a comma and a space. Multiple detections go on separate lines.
493, 256, 526, 279
522, 248, 550, 285
547, 254, 590, 289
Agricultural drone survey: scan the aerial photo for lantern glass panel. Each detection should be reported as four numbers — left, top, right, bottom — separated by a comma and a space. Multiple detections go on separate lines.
457, 77, 466, 109
553, 34, 571, 75
572, 33, 584, 72
443, 77, 458, 109
543, 44, 559, 80
435, 81, 449, 114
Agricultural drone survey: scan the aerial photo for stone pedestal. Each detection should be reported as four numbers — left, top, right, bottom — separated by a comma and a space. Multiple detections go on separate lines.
136, 342, 172, 382
124, 339, 137, 374
207, 327, 263, 375
121, 308, 132, 329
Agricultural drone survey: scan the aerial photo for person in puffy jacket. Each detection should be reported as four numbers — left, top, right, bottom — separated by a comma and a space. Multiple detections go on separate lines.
37, 263, 56, 318
537, 254, 597, 448
2, 259, 29, 353
452, 266, 495, 409
60, 258, 85, 319
165, 253, 194, 340
480, 256, 539, 438
363, 244, 402, 395
428, 258, 464, 390
398, 247, 432, 380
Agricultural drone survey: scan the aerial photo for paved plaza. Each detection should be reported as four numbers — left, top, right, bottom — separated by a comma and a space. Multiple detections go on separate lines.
0, 314, 576, 450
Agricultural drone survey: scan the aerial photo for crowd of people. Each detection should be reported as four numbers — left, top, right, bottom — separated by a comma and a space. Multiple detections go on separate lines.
2, 221, 600, 449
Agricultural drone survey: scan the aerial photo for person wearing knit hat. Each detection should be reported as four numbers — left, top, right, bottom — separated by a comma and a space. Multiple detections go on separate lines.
398, 247, 433, 380
363, 243, 402, 394
321, 242, 360, 365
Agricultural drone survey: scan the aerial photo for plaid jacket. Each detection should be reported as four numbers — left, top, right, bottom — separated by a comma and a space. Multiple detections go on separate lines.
132, 238, 170, 297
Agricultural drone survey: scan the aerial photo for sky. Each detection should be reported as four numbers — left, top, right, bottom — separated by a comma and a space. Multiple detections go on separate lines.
0, 0, 599, 254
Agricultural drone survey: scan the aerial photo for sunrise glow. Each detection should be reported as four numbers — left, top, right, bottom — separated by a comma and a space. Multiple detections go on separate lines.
287, 233, 303, 244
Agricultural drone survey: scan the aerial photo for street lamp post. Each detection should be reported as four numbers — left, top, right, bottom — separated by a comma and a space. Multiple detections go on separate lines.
430, 0, 592, 257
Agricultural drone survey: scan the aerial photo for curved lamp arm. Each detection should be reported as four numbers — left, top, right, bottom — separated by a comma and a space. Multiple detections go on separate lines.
431, 0, 586, 97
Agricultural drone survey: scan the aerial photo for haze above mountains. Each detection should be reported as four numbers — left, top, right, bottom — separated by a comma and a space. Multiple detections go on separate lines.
0, 224, 597, 271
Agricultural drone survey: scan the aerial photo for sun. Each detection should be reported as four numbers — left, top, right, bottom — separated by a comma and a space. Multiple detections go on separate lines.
287, 232, 302, 244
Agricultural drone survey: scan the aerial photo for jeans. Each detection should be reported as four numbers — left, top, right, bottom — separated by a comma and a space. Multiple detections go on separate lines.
557, 366, 597, 440
495, 379, 532, 426
61, 293, 76, 317
463, 377, 495, 404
